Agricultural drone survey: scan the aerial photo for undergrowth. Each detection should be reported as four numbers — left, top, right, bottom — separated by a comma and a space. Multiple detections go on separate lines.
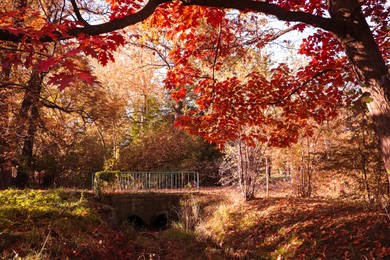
0, 189, 126, 259
1, 188, 388, 259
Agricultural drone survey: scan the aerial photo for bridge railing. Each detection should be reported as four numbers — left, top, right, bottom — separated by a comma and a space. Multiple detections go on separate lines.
92, 171, 199, 193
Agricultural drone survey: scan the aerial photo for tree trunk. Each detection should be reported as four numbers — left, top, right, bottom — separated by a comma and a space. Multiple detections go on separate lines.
237, 139, 245, 198
17, 69, 43, 187
329, 0, 390, 174
265, 157, 269, 197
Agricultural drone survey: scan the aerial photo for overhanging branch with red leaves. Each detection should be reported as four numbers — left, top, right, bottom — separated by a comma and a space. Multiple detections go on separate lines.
0, 0, 344, 43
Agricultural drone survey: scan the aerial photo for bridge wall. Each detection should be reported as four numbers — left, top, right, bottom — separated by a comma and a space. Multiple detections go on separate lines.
102, 193, 186, 226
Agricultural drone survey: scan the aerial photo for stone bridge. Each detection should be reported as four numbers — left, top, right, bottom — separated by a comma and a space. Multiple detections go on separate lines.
101, 193, 186, 227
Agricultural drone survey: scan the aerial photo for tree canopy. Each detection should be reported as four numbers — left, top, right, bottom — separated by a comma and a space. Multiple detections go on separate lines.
0, 0, 389, 171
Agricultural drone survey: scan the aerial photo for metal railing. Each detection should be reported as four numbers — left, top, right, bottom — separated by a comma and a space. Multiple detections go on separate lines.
92, 171, 199, 192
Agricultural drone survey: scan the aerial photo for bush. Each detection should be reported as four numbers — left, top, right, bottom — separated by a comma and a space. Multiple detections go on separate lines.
93, 171, 121, 195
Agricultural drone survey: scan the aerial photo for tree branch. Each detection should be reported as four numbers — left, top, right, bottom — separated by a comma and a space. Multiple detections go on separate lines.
0, 0, 170, 42
41, 100, 78, 114
269, 67, 343, 105
182, 0, 335, 32
0, 0, 339, 44
70, 0, 90, 26
212, 22, 222, 84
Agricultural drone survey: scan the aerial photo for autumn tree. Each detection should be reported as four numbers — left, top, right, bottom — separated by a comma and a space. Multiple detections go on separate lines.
26, 43, 165, 187
0, 0, 388, 175
285, 125, 327, 197
219, 137, 268, 200
0, 0, 54, 186
267, 101, 389, 201
92, 39, 222, 182
317, 105, 389, 202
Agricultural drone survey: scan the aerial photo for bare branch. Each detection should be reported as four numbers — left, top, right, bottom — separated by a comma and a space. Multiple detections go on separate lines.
130, 42, 173, 68
70, 0, 90, 26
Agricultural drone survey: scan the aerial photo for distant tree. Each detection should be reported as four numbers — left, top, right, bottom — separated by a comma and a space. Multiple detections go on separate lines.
118, 124, 222, 184
219, 137, 266, 200
317, 105, 389, 203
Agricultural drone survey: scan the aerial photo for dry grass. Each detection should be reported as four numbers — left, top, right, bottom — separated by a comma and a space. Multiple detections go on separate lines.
195, 187, 390, 259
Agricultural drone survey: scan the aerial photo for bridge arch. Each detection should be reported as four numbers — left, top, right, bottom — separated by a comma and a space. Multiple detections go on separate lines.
101, 193, 186, 227
126, 215, 144, 228
151, 211, 169, 228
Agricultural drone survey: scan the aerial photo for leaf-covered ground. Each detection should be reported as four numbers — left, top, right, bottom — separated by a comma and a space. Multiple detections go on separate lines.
0, 188, 389, 259
196, 190, 390, 259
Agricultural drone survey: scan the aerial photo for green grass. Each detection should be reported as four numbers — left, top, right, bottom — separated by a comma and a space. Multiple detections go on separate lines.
0, 189, 124, 259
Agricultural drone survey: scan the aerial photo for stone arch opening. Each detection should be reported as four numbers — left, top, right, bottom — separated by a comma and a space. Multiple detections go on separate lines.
152, 213, 168, 229
126, 215, 145, 228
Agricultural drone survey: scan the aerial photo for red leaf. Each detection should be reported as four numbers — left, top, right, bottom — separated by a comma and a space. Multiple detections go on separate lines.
48, 73, 74, 91
171, 88, 187, 100
78, 71, 97, 84
38, 57, 59, 72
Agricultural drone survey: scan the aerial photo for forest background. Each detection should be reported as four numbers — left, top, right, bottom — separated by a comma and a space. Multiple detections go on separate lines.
0, 0, 389, 204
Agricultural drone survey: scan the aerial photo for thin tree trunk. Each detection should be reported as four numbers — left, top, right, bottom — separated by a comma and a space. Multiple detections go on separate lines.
362, 165, 371, 203
238, 140, 245, 199
386, 169, 390, 197
265, 157, 269, 197
301, 144, 305, 197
